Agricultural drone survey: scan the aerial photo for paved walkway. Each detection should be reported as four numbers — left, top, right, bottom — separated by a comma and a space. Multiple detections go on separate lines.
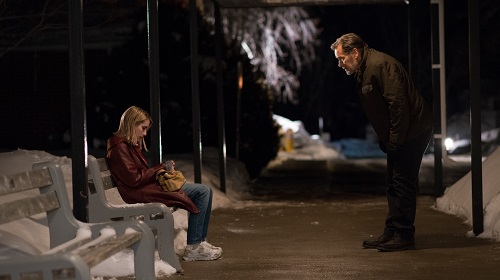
173, 158, 499, 280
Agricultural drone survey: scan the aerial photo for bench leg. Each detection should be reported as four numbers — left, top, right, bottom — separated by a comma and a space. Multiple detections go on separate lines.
130, 224, 157, 280
156, 213, 183, 272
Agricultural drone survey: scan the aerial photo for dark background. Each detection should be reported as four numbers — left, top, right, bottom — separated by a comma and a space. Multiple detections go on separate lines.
276, 0, 500, 141
1, 0, 499, 155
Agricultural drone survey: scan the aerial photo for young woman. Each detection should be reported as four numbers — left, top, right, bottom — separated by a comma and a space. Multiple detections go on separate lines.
106, 106, 222, 261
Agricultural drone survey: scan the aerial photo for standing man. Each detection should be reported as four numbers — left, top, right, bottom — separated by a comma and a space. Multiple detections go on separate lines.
331, 33, 433, 251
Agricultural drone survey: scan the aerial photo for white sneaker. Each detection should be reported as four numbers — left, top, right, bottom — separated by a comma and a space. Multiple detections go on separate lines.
201, 241, 223, 253
183, 243, 222, 261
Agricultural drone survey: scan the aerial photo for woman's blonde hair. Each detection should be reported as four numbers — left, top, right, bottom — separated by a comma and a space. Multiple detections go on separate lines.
114, 106, 152, 151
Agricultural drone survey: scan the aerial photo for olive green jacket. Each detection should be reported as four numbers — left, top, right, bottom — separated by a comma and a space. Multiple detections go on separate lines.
355, 48, 434, 152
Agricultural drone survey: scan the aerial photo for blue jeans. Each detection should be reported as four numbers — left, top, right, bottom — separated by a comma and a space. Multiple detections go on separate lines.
181, 183, 213, 245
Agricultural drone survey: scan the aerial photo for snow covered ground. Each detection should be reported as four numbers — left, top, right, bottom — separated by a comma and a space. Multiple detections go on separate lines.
0, 141, 499, 278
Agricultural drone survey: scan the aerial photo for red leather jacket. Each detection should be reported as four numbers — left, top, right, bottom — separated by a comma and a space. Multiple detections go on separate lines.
106, 135, 199, 213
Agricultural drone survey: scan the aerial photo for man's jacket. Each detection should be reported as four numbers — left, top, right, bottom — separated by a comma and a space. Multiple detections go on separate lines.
355, 48, 434, 152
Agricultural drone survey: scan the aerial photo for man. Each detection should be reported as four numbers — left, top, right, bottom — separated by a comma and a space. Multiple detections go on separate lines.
331, 33, 434, 251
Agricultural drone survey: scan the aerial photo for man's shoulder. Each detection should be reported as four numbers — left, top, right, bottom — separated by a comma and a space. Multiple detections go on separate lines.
367, 49, 397, 64
366, 49, 406, 76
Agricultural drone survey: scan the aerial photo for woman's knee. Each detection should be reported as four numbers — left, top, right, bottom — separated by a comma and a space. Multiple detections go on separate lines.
194, 183, 212, 197
202, 184, 213, 198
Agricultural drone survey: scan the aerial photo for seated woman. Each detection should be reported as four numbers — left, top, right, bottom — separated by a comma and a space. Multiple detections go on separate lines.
106, 106, 222, 261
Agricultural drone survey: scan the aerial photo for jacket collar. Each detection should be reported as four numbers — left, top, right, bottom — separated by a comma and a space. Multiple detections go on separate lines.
107, 135, 149, 167
355, 46, 370, 83
107, 135, 124, 151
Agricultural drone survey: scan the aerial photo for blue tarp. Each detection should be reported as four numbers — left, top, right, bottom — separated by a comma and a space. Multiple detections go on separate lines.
329, 138, 386, 159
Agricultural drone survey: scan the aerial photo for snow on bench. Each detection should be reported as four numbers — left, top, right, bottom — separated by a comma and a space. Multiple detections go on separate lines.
0, 161, 156, 280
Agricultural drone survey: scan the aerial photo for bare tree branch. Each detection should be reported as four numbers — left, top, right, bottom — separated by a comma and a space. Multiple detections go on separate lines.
203, 2, 321, 104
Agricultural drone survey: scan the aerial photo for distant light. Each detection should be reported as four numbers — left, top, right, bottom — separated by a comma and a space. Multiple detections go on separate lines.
241, 42, 254, 59
444, 138, 454, 150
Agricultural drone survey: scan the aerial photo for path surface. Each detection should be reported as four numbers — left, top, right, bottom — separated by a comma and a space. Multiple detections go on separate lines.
172, 159, 499, 280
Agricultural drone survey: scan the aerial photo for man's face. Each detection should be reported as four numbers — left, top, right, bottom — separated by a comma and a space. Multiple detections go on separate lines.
334, 45, 359, 76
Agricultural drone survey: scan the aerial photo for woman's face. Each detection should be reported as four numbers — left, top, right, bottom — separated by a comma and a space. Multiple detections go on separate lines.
135, 119, 151, 140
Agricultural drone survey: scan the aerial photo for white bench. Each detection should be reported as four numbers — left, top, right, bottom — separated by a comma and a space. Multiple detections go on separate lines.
0, 161, 156, 280
86, 155, 182, 272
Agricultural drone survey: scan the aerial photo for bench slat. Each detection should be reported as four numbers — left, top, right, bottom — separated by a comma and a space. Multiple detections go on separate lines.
0, 192, 60, 224
88, 171, 115, 194
0, 169, 52, 195
97, 158, 109, 171
45, 236, 93, 255
100, 174, 116, 190
96, 158, 116, 190
78, 231, 142, 267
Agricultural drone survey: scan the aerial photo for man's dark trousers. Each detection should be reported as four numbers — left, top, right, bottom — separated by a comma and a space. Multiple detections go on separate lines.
384, 129, 433, 240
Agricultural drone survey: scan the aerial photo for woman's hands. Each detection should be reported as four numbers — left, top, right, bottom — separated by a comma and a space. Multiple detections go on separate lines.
164, 160, 175, 173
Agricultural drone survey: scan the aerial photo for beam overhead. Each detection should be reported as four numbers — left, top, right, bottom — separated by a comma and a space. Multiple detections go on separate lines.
214, 0, 407, 8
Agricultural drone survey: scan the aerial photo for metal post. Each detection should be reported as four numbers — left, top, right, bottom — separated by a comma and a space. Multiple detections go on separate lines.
235, 62, 242, 160
190, 0, 202, 183
468, 0, 483, 235
68, 0, 88, 222
147, 0, 162, 165
430, 0, 444, 195
214, 2, 227, 193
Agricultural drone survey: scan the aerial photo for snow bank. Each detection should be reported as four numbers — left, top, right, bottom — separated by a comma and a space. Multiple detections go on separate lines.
435, 147, 500, 240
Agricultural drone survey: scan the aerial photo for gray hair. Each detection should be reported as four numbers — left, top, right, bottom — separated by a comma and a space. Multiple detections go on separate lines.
330, 33, 368, 55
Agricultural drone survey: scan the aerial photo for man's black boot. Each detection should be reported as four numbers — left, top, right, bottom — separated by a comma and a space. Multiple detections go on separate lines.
377, 235, 415, 252
362, 234, 392, 249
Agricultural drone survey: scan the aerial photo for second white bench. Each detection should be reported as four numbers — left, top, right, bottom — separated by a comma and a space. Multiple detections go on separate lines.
86, 154, 182, 272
